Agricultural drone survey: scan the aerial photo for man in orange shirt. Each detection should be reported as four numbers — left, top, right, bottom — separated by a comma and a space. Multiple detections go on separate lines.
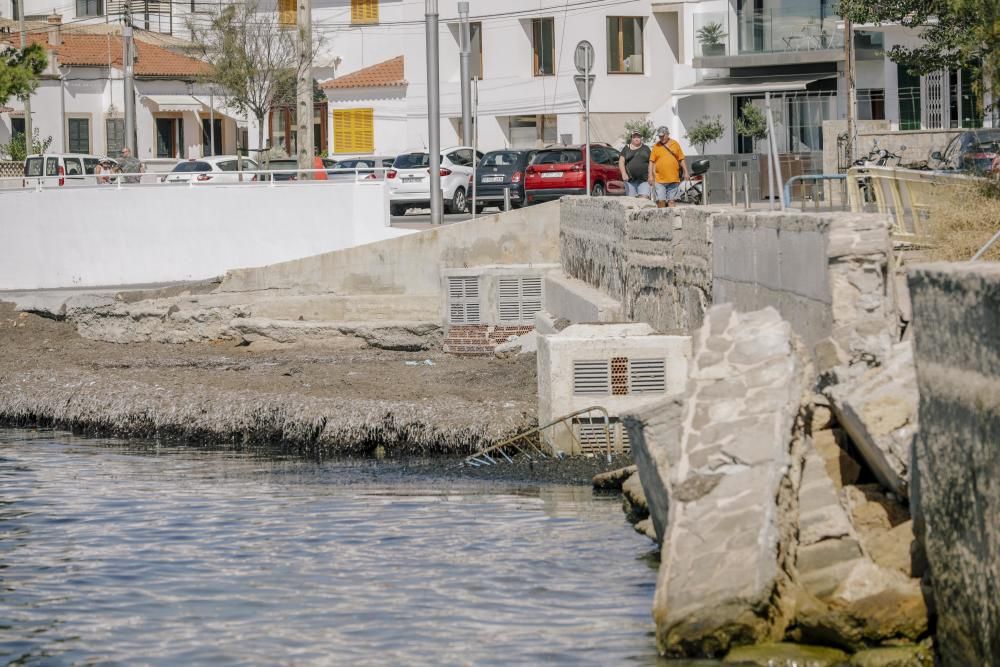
648, 126, 689, 208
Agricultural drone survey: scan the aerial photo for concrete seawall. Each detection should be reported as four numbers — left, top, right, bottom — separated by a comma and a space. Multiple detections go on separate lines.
908, 262, 1000, 666
0, 182, 404, 290
557, 198, 893, 367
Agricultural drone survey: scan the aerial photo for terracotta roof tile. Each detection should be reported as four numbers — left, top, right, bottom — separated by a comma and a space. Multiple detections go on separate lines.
10, 32, 210, 77
321, 55, 405, 90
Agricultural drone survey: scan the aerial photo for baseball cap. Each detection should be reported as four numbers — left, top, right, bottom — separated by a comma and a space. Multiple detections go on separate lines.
656, 126, 669, 135
631, 130, 642, 136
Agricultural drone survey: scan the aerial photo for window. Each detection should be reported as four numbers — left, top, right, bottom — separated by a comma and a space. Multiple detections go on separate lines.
333, 108, 374, 154
11, 117, 25, 139
857, 89, 885, 121
106, 117, 124, 155
67, 117, 90, 154
447, 149, 474, 167
734, 92, 835, 154
278, 0, 295, 28
898, 64, 921, 131
64, 157, 83, 176
155, 117, 183, 159
607, 17, 643, 73
202, 118, 222, 156
532, 17, 555, 76
508, 114, 557, 148
351, 0, 378, 24
76, 0, 102, 16
470, 22, 483, 78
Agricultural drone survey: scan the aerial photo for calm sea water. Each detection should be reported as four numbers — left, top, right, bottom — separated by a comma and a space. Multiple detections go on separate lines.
0, 429, 675, 666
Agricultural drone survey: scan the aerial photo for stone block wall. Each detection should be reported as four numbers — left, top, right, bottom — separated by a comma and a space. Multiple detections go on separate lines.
908, 262, 1000, 666
559, 197, 713, 333
559, 198, 894, 367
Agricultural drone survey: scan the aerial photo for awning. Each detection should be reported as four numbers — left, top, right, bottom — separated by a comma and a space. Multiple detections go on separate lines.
672, 73, 837, 97
142, 94, 205, 112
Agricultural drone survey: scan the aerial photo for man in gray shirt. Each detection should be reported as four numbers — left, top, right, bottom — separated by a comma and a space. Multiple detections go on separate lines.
117, 147, 145, 184
618, 131, 651, 197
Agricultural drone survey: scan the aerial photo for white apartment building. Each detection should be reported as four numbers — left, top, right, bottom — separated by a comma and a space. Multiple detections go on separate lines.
0, 0, 204, 39
291, 0, 991, 160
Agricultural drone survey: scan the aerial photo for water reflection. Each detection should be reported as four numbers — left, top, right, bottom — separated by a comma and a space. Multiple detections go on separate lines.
0, 429, 683, 666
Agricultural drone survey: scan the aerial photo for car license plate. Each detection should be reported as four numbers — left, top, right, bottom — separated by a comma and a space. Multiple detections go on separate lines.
483, 176, 504, 183
402, 176, 422, 183
541, 172, 563, 178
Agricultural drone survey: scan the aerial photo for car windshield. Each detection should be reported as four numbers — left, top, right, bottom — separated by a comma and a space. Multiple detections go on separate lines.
173, 161, 212, 172
482, 151, 521, 167
966, 129, 1000, 151
533, 150, 581, 165
338, 159, 375, 168
25, 157, 42, 177
394, 153, 430, 169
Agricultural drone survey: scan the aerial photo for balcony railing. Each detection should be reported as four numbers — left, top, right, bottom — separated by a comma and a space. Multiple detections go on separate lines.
694, 8, 852, 58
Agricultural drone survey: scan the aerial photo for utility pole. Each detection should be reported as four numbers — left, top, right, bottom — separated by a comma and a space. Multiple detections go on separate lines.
844, 18, 856, 165
123, 8, 137, 154
296, 0, 314, 177
18, 0, 32, 145
425, 0, 442, 224
457, 1, 472, 147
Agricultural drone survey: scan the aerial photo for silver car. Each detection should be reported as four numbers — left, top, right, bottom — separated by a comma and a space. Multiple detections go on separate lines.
328, 156, 395, 182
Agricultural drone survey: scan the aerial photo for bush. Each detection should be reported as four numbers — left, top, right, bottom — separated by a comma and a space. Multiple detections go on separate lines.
735, 102, 768, 153
0, 129, 53, 162
685, 116, 724, 154
622, 119, 655, 145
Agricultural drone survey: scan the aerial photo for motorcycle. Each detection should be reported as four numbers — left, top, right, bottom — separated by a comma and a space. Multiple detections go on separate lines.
676, 159, 711, 205
853, 142, 905, 204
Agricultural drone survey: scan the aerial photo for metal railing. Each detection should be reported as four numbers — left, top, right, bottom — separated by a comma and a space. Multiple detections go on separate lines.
0, 166, 390, 192
462, 405, 615, 467
782, 173, 849, 211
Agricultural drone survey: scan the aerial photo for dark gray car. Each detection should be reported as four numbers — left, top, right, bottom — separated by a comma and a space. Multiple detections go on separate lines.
472, 149, 536, 211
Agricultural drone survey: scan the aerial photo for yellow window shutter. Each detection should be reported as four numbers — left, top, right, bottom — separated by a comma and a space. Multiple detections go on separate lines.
334, 108, 374, 154
351, 0, 378, 24
278, 0, 295, 27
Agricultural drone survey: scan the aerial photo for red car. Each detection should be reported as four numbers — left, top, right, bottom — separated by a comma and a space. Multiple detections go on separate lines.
524, 144, 626, 203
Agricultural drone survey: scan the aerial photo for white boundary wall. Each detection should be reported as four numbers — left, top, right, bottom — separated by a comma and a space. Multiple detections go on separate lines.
0, 182, 404, 290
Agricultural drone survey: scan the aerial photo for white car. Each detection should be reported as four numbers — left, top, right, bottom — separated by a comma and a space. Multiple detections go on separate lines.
387, 146, 482, 216
163, 155, 259, 184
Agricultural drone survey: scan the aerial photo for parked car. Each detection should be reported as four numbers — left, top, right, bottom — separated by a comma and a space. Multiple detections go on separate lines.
162, 156, 260, 183
470, 149, 537, 211
262, 157, 338, 181
387, 146, 482, 216
523, 144, 626, 204
932, 129, 1000, 175
330, 156, 395, 182
23, 153, 113, 186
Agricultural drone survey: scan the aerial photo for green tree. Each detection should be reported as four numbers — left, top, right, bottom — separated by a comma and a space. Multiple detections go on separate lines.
685, 115, 725, 154
0, 128, 53, 161
622, 119, 655, 145
735, 102, 768, 152
0, 43, 47, 107
188, 1, 322, 154
839, 0, 999, 105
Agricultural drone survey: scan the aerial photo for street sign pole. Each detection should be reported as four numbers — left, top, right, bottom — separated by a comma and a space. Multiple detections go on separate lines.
573, 40, 594, 197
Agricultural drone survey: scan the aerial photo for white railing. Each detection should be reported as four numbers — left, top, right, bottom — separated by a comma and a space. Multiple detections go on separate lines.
0, 167, 390, 192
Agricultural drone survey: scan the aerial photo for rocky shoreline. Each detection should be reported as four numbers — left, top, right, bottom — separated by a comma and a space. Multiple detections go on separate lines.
0, 302, 537, 458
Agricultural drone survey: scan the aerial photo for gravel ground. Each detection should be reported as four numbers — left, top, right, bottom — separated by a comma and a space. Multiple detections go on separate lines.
0, 302, 541, 459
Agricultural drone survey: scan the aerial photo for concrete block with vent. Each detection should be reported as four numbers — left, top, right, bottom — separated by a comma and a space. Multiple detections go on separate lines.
537, 322, 691, 456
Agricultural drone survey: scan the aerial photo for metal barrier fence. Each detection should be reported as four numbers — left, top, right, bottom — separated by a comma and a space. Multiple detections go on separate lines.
0, 166, 389, 192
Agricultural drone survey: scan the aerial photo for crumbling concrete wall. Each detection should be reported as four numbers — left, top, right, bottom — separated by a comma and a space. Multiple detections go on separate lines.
558, 200, 894, 369
908, 262, 1000, 666
713, 211, 894, 367
559, 198, 713, 333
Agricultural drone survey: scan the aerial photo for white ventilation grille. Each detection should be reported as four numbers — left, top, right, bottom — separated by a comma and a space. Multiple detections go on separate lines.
498, 275, 545, 324
629, 358, 667, 394
573, 360, 610, 395
448, 276, 481, 324
618, 423, 632, 453
576, 421, 613, 455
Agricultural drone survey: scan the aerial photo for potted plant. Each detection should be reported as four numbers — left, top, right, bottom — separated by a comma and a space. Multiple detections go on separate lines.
697, 22, 727, 57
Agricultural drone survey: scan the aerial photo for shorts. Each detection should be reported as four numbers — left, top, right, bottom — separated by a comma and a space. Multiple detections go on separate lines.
625, 178, 650, 197
654, 181, 681, 202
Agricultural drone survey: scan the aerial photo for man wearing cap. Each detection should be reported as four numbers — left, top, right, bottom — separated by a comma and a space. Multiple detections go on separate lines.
648, 126, 689, 208
618, 131, 651, 198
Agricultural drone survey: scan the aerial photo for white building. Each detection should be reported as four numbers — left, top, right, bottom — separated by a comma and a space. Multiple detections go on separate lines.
0, 16, 247, 169
300, 0, 991, 161
0, 0, 201, 39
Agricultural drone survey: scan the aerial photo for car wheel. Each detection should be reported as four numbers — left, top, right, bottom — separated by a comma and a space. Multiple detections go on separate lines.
591, 182, 605, 197
449, 187, 467, 214
390, 203, 407, 217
